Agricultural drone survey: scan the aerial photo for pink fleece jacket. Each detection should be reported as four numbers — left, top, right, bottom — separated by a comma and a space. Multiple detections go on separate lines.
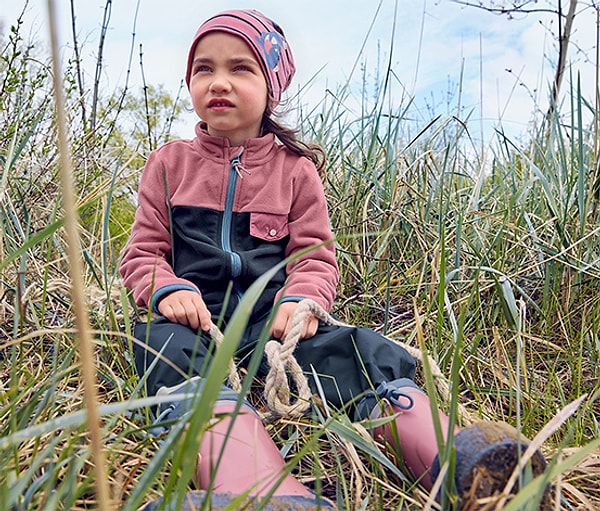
119, 123, 339, 318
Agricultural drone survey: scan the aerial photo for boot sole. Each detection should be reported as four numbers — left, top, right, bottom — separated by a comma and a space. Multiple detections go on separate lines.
432, 420, 551, 509
138, 490, 335, 510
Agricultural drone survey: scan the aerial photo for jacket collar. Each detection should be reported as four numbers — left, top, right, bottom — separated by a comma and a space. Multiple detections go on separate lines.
193, 122, 277, 164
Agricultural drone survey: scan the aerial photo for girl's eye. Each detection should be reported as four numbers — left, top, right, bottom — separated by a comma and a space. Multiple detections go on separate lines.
194, 65, 211, 74
234, 65, 251, 72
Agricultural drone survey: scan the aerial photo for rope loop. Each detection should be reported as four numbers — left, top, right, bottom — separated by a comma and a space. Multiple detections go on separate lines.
262, 299, 343, 417
263, 339, 312, 417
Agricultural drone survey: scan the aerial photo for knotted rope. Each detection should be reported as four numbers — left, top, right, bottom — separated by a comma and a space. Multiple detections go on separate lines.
263, 299, 343, 417
211, 298, 465, 420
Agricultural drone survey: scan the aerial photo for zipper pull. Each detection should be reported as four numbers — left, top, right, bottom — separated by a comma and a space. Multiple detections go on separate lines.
231, 148, 251, 178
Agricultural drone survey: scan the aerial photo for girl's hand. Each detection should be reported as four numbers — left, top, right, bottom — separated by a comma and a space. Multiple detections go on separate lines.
157, 290, 212, 332
270, 301, 318, 341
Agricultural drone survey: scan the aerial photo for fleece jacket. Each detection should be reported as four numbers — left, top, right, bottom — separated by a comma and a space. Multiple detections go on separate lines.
119, 123, 339, 323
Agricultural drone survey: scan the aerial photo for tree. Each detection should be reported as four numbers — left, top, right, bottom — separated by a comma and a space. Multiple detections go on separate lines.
450, 0, 580, 125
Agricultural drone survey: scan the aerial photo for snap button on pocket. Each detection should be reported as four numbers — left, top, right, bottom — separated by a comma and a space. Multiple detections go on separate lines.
250, 212, 289, 241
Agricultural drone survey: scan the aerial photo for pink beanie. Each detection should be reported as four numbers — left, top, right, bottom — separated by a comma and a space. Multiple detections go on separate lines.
185, 9, 296, 101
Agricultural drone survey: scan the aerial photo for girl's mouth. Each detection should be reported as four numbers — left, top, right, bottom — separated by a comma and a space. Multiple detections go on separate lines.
208, 98, 233, 108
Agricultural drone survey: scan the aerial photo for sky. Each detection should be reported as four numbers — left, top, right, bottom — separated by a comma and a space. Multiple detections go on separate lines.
1, 0, 597, 145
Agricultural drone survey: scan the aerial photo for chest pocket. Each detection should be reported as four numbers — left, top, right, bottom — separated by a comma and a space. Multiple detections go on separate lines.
250, 212, 289, 242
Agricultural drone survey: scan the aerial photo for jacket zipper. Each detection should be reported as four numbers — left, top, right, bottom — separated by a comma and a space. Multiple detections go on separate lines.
221, 150, 246, 301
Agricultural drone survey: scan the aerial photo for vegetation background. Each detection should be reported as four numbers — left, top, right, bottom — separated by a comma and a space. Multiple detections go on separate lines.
1, 0, 599, 510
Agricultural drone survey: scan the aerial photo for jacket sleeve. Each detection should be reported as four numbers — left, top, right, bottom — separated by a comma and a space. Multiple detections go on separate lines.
119, 151, 200, 309
275, 160, 339, 311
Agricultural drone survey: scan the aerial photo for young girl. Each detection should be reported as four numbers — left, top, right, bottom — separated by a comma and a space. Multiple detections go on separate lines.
120, 9, 547, 511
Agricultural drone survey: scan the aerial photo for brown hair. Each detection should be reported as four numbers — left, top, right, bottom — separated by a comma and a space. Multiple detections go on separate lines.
262, 109, 326, 174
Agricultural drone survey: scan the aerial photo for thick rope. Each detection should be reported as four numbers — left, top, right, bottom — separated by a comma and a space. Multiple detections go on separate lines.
211, 299, 466, 420
262, 300, 337, 417
209, 323, 243, 392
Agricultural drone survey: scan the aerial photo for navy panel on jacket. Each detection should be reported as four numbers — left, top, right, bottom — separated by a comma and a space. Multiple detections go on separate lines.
171, 205, 289, 321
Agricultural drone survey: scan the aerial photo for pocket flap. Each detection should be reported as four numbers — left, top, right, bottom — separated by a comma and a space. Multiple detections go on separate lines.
250, 212, 289, 241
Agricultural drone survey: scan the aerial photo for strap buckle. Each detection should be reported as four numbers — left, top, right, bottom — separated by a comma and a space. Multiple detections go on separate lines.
377, 381, 414, 410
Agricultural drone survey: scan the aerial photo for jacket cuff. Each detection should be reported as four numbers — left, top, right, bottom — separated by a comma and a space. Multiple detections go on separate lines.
280, 295, 305, 303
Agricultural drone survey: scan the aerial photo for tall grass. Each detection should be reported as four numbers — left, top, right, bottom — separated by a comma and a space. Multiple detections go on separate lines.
1, 4, 599, 511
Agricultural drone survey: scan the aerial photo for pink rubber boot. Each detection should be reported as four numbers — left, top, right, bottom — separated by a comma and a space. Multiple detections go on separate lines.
196, 401, 312, 497
140, 389, 334, 511
366, 380, 550, 508
371, 383, 458, 491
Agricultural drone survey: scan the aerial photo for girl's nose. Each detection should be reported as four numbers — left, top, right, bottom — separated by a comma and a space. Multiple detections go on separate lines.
209, 72, 232, 93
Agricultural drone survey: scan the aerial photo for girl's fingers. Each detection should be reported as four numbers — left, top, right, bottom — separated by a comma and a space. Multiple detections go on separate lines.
302, 315, 319, 339
185, 308, 200, 331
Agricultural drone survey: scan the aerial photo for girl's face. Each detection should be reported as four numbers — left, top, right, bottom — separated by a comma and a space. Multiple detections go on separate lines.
189, 32, 269, 146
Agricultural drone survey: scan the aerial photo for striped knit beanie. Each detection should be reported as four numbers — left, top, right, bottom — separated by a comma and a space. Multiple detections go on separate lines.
185, 9, 296, 102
